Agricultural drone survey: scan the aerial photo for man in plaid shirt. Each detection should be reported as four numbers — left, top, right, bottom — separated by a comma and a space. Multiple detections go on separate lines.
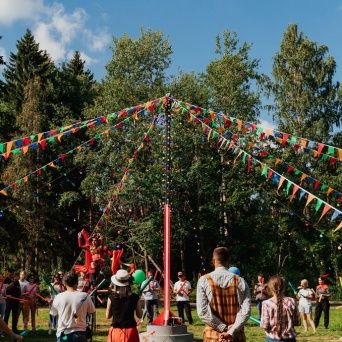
196, 247, 251, 342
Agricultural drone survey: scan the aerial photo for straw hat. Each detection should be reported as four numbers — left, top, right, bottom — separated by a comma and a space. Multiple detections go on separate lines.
111, 269, 130, 287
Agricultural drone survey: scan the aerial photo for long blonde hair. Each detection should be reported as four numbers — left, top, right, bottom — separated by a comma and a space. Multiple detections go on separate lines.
268, 276, 285, 337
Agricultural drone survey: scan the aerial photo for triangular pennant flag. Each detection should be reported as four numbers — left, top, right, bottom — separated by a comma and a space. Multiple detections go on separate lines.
317, 204, 331, 224
0, 189, 8, 196
242, 152, 247, 164
237, 119, 242, 131
282, 133, 289, 145
267, 169, 273, 179
300, 138, 308, 147
299, 190, 306, 201
57, 134, 63, 142
315, 199, 323, 212
48, 162, 57, 168
317, 143, 324, 156
333, 221, 342, 233
326, 187, 334, 196
211, 131, 219, 139
277, 176, 286, 192
261, 165, 268, 177
286, 181, 292, 196
338, 148, 342, 162
327, 146, 335, 156
23, 145, 29, 154
6, 141, 14, 159
331, 210, 341, 222
275, 159, 281, 166
0, 144, 4, 153
233, 150, 243, 164
38, 133, 44, 142
290, 185, 299, 202
265, 128, 271, 138
23, 176, 28, 183
300, 173, 308, 183
305, 193, 316, 208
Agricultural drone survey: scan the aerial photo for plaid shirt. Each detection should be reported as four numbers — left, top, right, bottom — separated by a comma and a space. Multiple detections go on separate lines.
196, 267, 251, 337
261, 297, 298, 340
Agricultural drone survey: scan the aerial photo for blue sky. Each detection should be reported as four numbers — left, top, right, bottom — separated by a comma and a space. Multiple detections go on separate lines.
1, 0, 342, 127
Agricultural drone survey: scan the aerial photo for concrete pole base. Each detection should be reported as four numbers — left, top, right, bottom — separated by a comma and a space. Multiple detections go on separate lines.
139, 324, 194, 342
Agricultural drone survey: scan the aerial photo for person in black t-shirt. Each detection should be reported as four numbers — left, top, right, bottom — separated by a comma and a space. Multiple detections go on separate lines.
4, 270, 21, 333
106, 269, 142, 342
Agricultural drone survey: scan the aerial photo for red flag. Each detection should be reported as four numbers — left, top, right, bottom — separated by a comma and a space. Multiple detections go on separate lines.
317, 204, 331, 224
317, 143, 324, 156
282, 133, 289, 145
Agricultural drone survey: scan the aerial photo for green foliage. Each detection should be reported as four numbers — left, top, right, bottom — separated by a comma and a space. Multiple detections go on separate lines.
271, 24, 342, 140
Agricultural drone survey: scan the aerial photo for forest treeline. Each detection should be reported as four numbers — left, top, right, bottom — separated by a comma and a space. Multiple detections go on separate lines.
0, 25, 341, 291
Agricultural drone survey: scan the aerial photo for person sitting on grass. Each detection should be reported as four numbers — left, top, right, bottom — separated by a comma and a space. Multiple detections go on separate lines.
260, 275, 300, 342
297, 279, 316, 333
106, 269, 142, 342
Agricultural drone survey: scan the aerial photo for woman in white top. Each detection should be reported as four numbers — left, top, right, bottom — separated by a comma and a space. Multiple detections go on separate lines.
297, 279, 316, 333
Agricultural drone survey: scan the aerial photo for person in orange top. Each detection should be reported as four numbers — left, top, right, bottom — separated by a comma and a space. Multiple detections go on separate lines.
22, 274, 39, 332
314, 277, 330, 329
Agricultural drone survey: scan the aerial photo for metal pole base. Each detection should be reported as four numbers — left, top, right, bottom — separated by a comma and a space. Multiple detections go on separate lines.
139, 324, 194, 342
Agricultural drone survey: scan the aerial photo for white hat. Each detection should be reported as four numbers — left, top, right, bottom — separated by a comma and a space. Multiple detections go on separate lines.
111, 269, 130, 287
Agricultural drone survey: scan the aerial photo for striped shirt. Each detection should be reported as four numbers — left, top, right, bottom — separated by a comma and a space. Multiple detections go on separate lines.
261, 297, 298, 340
196, 267, 251, 336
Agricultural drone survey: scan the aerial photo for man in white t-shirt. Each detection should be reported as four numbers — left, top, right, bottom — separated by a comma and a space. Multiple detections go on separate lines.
18, 271, 28, 325
173, 271, 193, 324
51, 271, 95, 342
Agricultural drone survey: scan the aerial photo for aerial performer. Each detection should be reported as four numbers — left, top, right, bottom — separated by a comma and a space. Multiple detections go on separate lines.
74, 228, 129, 285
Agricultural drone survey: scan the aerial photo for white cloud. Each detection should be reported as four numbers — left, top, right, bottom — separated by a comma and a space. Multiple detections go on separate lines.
34, 4, 87, 62
85, 30, 111, 52
0, 0, 107, 65
260, 118, 277, 130
0, 46, 6, 71
0, 0, 45, 25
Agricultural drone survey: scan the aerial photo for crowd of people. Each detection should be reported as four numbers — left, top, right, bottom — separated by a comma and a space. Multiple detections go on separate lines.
0, 246, 334, 342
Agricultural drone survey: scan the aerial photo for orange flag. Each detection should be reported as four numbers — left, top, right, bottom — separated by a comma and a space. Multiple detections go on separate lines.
0, 189, 8, 196
233, 150, 243, 164
326, 187, 334, 196
22, 146, 29, 154
210, 112, 216, 121
300, 138, 308, 147
317, 204, 331, 224
300, 173, 308, 183
57, 134, 63, 142
277, 176, 286, 192
5, 141, 14, 159
338, 148, 342, 162
38, 133, 44, 142
317, 143, 325, 156
23, 176, 28, 183
333, 221, 342, 233
265, 128, 271, 138
305, 193, 316, 208
275, 159, 281, 166
237, 119, 242, 131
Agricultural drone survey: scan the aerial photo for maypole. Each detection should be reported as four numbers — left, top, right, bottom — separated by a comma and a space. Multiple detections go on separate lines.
163, 95, 172, 325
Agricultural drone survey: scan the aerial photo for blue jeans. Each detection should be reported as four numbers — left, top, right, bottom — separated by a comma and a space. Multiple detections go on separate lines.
57, 331, 87, 342
256, 299, 264, 320
266, 338, 296, 342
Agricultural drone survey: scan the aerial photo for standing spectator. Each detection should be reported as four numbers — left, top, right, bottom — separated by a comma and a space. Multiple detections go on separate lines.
261, 275, 299, 342
4, 270, 21, 334
18, 271, 28, 326
106, 269, 142, 342
197, 247, 251, 342
22, 274, 38, 332
173, 271, 193, 325
48, 274, 65, 335
77, 271, 90, 293
297, 279, 316, 333
314, 277, 330, 329
254, 274, 268, 320
142, 270, 160, 323
51, 271, 95, 342
0, 275, 8, 337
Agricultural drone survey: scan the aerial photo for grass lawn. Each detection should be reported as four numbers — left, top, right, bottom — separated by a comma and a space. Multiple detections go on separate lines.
4, 306, 341, 341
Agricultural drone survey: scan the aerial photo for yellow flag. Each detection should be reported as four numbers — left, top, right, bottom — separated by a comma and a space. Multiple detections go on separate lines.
333, 221, 342, 233
277, 176, 286, 191
0, 189, 8, 196
237, 119, 242, 131
305, 193, 315, 208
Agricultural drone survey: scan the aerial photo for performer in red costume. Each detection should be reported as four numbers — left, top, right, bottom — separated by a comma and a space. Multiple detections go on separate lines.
75, 228, 126, 285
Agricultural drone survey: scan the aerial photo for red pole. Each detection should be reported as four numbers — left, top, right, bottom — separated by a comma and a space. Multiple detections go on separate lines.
163, 203, 171, 325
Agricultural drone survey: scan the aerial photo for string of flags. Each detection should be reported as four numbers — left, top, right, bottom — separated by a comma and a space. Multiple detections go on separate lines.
92, 116, 157, 231
173, 100, 342, 166
0, 115, 137, 197
173, 102, 342, 233
0, 98, 163, 162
